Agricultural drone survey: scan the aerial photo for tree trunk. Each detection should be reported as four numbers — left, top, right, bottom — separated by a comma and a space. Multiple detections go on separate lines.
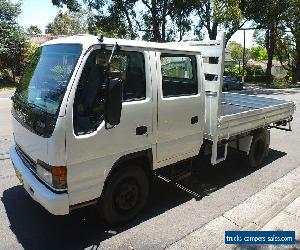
151, 0, 161, 42
208, 22, 218, 64
161, 18, 166, 42
208, 22, 218, 40
292, 45, 300, 84
265, 27, 276, 83
152, 18, 161, 42
292, 37, 300, 84
161, 0, 168, 42
11, 67, 16, 83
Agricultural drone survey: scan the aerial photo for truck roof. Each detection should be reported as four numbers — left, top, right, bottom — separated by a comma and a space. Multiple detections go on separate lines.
42, 34, 202, 54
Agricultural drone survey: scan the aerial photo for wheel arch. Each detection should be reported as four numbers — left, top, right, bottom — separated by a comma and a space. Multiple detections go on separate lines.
105, 148, 153, 184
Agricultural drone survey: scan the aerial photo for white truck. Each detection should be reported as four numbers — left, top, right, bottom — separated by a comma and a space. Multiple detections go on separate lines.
10, 33, 295, 224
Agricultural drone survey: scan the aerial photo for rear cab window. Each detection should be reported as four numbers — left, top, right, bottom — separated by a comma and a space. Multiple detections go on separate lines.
160, 54, 198, 97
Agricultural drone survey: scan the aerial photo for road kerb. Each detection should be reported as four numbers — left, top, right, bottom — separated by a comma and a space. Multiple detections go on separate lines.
167, 166, 300, 250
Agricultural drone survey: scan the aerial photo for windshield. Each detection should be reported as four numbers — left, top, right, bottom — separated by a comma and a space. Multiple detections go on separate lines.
12, 44, 82, 138
15, 44, 82, 115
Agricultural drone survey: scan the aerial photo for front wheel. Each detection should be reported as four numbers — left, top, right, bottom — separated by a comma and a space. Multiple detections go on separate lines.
100, 165, 149, 225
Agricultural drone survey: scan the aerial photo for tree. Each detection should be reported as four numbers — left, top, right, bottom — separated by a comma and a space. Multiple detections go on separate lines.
196, 0, 245, 42
51, 0, 81, 11
275, 0, 300, 84
230, 41, 250, 63
252, 30, 265, 47
243, 0, 288, 83
250, 45, 267, 61
51, 0, 198, 42
140, 0, 198, 42
26, 25, 42, 35
45, 10, 88, 35
0, 0, 21, 54
0, 0, 29, 82
88, 0, 138, 39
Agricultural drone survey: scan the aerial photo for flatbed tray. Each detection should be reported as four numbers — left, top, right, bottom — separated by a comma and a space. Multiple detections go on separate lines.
205, 92, 295, 141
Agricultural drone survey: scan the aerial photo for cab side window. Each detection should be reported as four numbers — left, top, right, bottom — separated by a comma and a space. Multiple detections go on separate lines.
110, 51, 146, 101
73, 49, 146, 135
161, 54, 198, 97
73, 49, 105, 135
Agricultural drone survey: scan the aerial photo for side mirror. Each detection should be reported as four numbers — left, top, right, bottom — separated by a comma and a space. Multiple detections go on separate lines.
104, 78, 123, 127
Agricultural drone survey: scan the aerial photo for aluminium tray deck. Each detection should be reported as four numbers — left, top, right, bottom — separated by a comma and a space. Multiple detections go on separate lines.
206, 92, 296, 141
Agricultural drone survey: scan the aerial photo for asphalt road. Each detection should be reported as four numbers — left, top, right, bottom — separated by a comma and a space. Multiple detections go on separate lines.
0, 88, 300, 250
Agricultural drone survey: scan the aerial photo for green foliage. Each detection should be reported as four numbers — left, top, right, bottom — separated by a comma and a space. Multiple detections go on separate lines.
140, 0, 198, 41
244, 0, 288, 29
252, 30, 265, 47
197, 0, 245, 41
250, 45, 267, 61
0, 0, 21, 23
26, 25, 42, 35
51, 0, 81, 11
51, 0, 199, 42
224, 65, 240, 77
244, 64, 264, 76
275, 0, 300, 83
229, 41, 250, 63
255, 77, 300, 88
0, 68, 12, 81
45, 10, 88, 35
244, 0, 289, 83
272, 77, 290, 87
45, 0, 300, 84
0, 0, 30, 81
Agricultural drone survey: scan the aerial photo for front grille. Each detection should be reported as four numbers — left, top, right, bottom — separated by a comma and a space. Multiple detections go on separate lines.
16, 145, 37, 172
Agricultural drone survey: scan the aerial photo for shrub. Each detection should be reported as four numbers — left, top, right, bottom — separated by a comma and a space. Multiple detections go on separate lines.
272, 77, 290, 87
0, 69, 13, 82
244, 75, 271, 83
245, 65, 264, 76
224, 65, 240, 77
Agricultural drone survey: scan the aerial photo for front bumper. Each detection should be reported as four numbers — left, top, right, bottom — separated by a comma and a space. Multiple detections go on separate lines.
9, 145, 69, 215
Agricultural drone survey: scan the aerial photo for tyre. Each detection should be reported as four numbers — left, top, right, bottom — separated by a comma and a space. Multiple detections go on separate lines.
100, 165, 149, 225
246, 130, 269, 168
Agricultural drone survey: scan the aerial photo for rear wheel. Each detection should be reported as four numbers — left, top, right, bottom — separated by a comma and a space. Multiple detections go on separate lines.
246, 130, 269, 168
100, 165, 149, 225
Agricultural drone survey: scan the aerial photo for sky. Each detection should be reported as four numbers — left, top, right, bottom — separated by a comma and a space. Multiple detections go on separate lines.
13, 0, 62, 32
14, 0, 254, 48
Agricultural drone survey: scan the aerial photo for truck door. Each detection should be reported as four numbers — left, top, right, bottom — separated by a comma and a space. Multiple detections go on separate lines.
155, 52, 203, 167
65, 47, 153, 205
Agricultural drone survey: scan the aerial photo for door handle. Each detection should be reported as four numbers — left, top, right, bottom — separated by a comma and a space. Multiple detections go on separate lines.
136, 126, 147, 135
191, 116, 198, 124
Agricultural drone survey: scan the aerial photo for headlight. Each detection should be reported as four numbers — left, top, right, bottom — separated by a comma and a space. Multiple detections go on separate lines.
36, 163, 67, 190
36, 164, 52, 186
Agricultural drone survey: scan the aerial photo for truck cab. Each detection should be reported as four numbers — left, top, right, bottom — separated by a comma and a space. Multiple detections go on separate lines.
10, 35, 207, 223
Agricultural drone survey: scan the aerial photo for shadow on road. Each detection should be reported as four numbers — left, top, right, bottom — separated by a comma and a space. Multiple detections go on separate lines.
2, 148, 286, 250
